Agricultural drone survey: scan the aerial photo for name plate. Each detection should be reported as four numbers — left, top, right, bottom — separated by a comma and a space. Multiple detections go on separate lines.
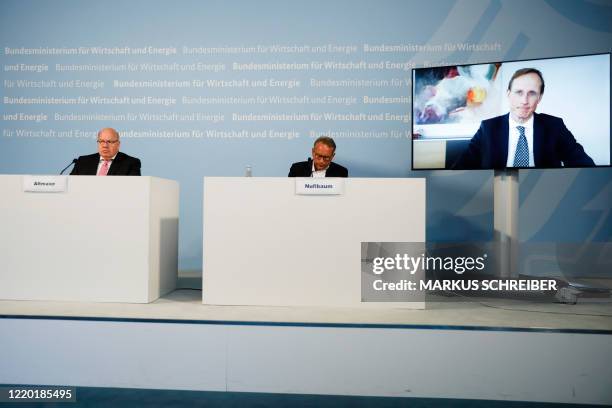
295, 178, 345, 195
23, 175, 68, 193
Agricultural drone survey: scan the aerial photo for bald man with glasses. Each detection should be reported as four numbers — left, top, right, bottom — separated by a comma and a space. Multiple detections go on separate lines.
70, 128, 141, 176
288, 136, 348, 177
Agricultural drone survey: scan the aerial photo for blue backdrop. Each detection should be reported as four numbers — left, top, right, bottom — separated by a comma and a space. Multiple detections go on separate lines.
1, 0, 610, 276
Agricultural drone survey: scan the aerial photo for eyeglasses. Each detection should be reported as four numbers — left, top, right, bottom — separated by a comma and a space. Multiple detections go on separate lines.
313, 152, 333, 162
97, 140, 119, 145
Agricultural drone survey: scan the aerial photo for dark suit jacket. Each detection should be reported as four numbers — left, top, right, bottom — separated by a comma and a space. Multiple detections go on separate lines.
452, 113, 594, 170
288, 159, 348, 177
70, 152, 141, 175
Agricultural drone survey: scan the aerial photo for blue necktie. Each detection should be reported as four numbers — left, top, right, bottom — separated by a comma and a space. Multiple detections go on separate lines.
513, 125, 529, 167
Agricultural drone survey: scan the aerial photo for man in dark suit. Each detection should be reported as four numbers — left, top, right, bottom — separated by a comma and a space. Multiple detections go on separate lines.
70, 128, 141, 176
288, 136, 348, 177
453, 68, 594, 170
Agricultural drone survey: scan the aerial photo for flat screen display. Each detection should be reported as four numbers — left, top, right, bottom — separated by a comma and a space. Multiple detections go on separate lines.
411, 53, 610, 170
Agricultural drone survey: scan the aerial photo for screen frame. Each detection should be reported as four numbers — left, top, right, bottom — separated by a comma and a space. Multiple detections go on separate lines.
410, 52, 612, 171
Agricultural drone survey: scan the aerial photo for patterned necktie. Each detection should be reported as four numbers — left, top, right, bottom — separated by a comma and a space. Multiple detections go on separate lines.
98, 160, 110, 176
513, 125, 529, 167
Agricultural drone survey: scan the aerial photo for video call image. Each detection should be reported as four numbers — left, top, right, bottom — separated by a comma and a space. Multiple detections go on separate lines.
411, 53, 611, 170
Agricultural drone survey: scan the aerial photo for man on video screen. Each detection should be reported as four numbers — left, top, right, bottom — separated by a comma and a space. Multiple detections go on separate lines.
452, 68, 595, 169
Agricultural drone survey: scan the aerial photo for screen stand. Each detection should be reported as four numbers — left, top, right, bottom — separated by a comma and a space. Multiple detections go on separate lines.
493, 169, 519, 278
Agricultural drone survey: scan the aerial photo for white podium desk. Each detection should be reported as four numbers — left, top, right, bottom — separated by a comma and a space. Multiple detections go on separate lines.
0, 175, 179, 303
203, 177, 425, 308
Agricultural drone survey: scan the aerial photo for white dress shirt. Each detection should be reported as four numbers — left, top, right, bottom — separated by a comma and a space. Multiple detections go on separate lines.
311, 162, 328, 178
97, 154, 117, 174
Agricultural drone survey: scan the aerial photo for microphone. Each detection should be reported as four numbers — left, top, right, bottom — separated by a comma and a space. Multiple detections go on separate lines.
60, 158, 77, 175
